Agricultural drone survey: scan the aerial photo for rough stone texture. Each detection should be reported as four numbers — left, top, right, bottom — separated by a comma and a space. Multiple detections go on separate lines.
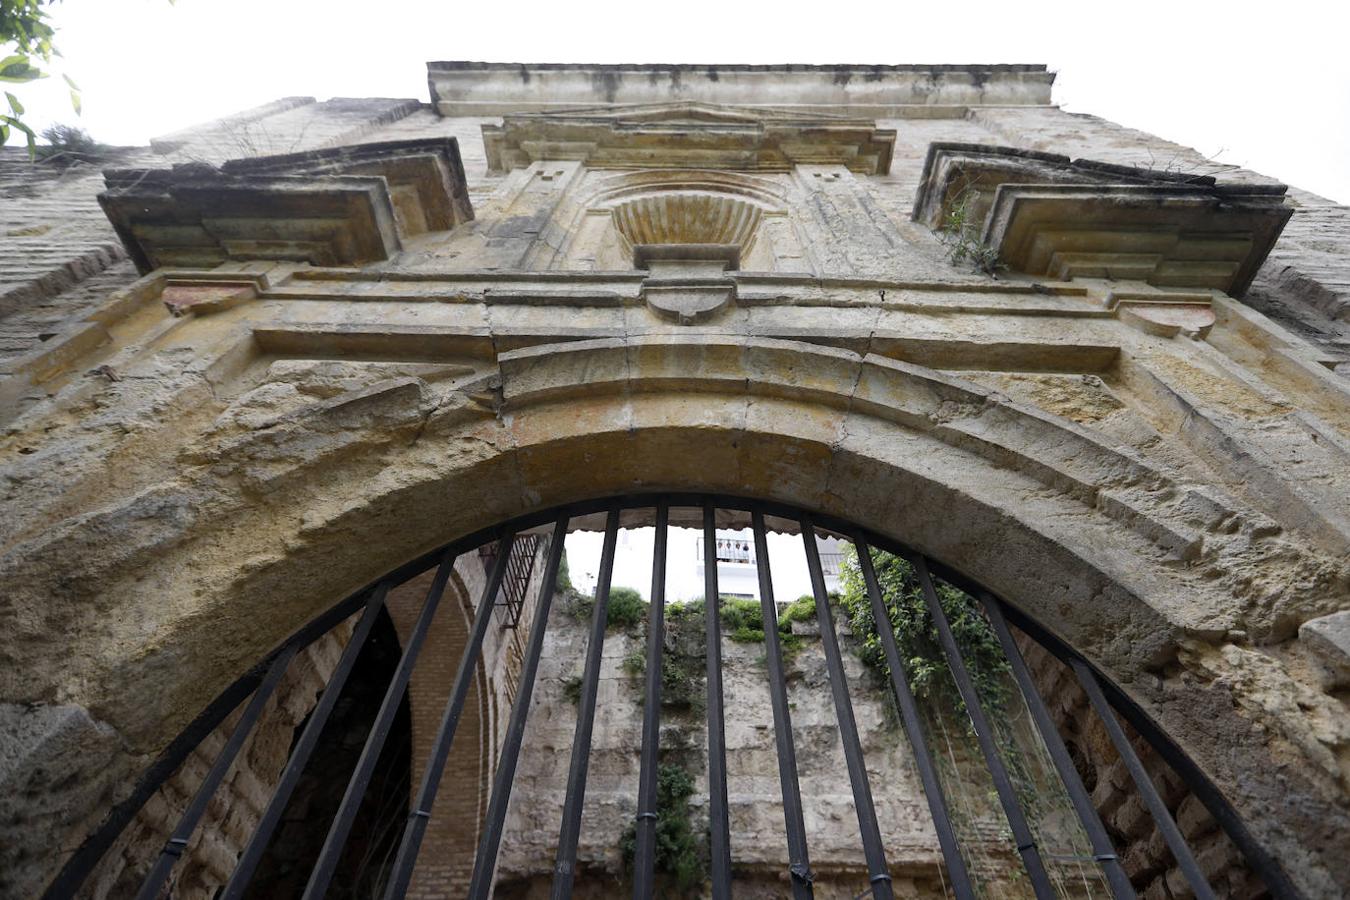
0, 703, 121, 894
0, 62, 1347, 900
0, 148, 150, 371
75, 626, 353, 900
1246, 206, 1350, 368
1298, 610, 1350, 689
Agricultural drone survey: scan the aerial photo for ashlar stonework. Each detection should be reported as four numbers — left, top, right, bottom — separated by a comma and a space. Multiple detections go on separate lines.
0, 63, 1347, 899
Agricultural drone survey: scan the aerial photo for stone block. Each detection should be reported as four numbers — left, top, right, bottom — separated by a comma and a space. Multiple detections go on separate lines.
1299, 610, 1350, 688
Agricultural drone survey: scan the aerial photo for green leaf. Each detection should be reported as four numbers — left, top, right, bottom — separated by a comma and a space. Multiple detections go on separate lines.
62, 73, 80, 92
0, 115, 36, 158
0, 62, 46, 84
5, 92, 21, 115
0, 123, 10, 146
1, 115, 35, 138
69, 89, 81, 115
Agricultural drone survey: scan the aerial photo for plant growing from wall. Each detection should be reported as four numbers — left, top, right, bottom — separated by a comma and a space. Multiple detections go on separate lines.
33, 122, 105, 165
937, 186, 1004, 276
622, 600, 707, 715
837, 547, 1010, 714
777, 594, 817, 630
568, 585, 649, 629
717, 595, 808, 657
620, 763, 705, 895
556, 548, 575, 593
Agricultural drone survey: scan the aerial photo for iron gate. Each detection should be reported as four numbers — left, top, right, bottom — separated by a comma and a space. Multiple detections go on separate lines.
44, 494, 1293, 900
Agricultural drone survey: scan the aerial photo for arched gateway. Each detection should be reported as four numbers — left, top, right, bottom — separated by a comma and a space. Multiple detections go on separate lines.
1, 64, 1347, 899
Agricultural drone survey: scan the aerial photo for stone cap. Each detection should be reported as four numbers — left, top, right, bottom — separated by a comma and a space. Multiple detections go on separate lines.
427, 62, 1055, 117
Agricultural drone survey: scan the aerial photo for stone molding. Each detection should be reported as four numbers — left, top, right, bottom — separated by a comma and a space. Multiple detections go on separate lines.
220, 138, 473, 233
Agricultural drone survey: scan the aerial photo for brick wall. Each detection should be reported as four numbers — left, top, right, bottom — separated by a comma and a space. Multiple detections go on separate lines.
1019, 638, 1270, 900
384, 540, 548, 897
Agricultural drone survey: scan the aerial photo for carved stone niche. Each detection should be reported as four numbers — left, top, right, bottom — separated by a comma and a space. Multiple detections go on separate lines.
912, 143, 1293, 295
99, 139, 473, 273
482, 101, 896, 175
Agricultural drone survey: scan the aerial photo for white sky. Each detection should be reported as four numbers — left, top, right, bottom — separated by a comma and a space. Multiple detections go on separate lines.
565, 526, 830, 605
8, 0, 1349, 203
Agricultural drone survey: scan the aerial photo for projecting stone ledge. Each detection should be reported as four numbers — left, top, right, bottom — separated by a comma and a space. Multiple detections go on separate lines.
98, 139, 473, 273
913, 143, 1293, 296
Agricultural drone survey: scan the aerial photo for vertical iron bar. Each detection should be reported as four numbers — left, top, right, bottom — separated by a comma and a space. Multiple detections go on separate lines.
135, 644, 299, 900
800, 516, 893, 899
632, 502, 669, 899
752, 509, 814, 898
980, 595, 1137, 899
915, 556, 1056, 900
1070, 658, 1218, 900
853, 536, 975, 900
305, 543, 496, 900
550, 506, 621, 899
704, 503, 733, 898
466, 517, 569, 900
219, 584, 390, 900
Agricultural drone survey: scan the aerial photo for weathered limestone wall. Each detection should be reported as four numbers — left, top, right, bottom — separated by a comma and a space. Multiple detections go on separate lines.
493, 597, 1222, 898
1, 63, 1347, 900
0, 148, 142, 366
494, 605, 959, 897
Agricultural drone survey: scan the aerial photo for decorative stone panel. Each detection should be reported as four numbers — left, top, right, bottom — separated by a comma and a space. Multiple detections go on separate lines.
482, 100, 896, 174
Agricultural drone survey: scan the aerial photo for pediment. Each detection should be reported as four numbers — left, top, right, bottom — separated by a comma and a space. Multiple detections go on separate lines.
509, 100, 859, 126
483, 101, 894, 174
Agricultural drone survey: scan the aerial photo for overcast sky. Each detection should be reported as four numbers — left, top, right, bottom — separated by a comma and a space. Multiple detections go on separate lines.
11, 1, 1349, 202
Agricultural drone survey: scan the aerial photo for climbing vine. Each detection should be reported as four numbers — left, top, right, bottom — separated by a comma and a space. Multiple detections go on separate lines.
836, 546, 1011, 716
837, 546, 1053, 853
616, 599, 710, 893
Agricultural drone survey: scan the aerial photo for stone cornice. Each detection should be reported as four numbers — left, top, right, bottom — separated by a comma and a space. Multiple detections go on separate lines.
912, 143, 1293, 296
97, 139, 474, 273
427, 62, 1055, 117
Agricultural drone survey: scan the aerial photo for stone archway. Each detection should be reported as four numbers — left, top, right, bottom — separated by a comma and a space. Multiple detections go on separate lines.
4, 333, 1345, 898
